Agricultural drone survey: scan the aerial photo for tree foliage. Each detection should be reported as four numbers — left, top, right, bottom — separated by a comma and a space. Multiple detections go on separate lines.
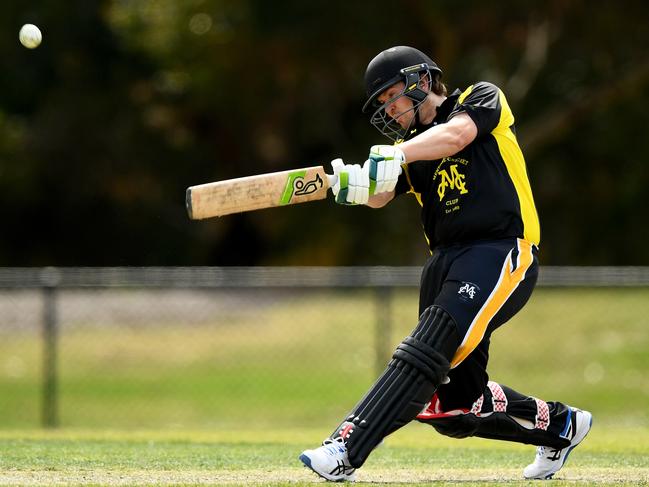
1, 0, 647, 265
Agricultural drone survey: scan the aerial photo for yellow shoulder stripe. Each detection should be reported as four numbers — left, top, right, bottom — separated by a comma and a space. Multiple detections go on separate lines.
458, 85, 474, 104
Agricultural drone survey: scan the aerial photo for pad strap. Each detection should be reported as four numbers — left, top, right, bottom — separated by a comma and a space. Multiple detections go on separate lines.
488, 381, 508, 412
393, 337, 449, 384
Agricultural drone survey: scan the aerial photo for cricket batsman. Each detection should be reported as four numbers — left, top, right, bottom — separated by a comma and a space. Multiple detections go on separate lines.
299, 46, 592, 481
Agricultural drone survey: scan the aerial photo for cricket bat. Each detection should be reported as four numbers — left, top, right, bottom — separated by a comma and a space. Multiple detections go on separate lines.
186, 166, 337, 219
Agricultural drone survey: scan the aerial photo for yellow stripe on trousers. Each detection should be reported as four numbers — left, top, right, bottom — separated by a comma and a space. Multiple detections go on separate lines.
450, 239, 534, 368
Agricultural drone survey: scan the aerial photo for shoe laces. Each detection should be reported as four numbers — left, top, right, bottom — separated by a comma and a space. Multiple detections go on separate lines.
322, 437, 347, 456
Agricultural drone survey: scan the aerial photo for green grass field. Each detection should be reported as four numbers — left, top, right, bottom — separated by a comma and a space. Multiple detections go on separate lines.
0, 425, 647, 485
0, 287, 647, 484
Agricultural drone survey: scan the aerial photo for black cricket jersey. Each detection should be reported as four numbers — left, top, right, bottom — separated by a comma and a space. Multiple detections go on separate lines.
394, 81, 540, 251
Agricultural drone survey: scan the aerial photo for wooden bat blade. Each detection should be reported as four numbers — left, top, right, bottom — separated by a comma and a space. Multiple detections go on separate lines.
186, 166, 332, 219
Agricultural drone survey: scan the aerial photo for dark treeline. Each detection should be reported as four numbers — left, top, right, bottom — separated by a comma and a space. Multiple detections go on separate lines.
1, 0, 647, 266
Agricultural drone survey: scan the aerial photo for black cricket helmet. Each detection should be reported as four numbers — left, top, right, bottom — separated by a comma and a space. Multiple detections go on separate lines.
362, 46, 442, 141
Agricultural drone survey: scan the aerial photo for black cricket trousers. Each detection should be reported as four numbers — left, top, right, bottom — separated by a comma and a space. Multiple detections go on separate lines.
417, 237, 538, 411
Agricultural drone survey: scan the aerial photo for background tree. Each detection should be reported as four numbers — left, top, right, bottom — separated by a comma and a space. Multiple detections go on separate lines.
0, 0, 647, 265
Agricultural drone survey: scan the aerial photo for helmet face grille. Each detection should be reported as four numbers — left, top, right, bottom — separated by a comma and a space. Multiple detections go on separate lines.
368, 72, 430, 142
370, 104, 413, 143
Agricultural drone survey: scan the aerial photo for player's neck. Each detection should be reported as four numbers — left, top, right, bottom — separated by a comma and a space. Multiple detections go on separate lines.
418, 94, 446, 125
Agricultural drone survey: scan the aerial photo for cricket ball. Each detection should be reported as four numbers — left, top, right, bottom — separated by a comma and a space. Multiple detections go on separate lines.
19, 24, 42, 49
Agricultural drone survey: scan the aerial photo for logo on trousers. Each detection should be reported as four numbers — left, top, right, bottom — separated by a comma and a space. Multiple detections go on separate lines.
458, 282, 479, 300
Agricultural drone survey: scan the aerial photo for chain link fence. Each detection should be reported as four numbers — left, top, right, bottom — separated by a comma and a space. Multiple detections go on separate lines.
0, 267, 648, 430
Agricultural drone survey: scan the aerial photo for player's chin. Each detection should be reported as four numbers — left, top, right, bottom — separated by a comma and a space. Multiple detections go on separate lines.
395, 114, 413, 129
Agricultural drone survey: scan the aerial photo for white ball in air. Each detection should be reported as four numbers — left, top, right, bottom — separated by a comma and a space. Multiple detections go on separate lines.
19, 24, 42, 49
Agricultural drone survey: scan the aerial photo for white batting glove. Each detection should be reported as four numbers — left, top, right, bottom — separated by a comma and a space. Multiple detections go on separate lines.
331, 158, 369, 205
365, 145, 405, 195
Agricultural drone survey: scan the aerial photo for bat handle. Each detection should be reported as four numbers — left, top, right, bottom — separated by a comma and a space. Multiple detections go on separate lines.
326, 165, 403, 189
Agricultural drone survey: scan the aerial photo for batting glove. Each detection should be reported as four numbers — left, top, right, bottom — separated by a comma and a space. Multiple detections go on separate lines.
331, 158, 369, 205
365, 145, 405, 195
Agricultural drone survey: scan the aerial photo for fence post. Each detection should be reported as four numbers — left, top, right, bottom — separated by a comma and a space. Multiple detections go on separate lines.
374, 286, 392, 376
41, 267, 60, 428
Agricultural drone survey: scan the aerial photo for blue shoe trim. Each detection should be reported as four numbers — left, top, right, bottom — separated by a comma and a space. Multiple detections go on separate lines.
560, 413, 593, 469
299, 453, 312, 469
560, 413, 572, 439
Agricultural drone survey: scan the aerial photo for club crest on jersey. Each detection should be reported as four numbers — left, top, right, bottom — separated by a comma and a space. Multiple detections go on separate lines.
437, 164, 468, 200
458, 282, 479, 301
280, 170, 324, 205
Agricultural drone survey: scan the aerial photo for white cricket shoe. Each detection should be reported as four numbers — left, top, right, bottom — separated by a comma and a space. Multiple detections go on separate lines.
523, 408, 593, 480
299, 437, 356, 482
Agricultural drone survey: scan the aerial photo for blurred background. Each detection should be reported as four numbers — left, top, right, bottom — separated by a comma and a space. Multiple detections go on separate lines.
0, 0, 647, 433
1, 0, 648, 266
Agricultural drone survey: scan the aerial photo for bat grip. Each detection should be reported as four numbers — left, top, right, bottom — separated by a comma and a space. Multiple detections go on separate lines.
326, 165, 403, 189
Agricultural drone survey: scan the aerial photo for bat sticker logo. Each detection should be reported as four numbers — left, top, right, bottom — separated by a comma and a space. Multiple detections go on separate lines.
294, 173, 323, 196
280, 171, 324, 204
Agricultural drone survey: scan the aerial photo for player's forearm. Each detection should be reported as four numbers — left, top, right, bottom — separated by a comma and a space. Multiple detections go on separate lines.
398, 113, 477, 163
399, 124, 463, 162
366, 191, 394, 208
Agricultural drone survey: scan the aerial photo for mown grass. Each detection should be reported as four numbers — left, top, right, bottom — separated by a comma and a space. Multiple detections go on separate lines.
0, 286, 648, 485
0, 424, 647, 485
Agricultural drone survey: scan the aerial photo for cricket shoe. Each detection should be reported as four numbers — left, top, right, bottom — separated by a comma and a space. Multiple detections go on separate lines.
299, 437, 356, 482
523, 408, 593, 480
